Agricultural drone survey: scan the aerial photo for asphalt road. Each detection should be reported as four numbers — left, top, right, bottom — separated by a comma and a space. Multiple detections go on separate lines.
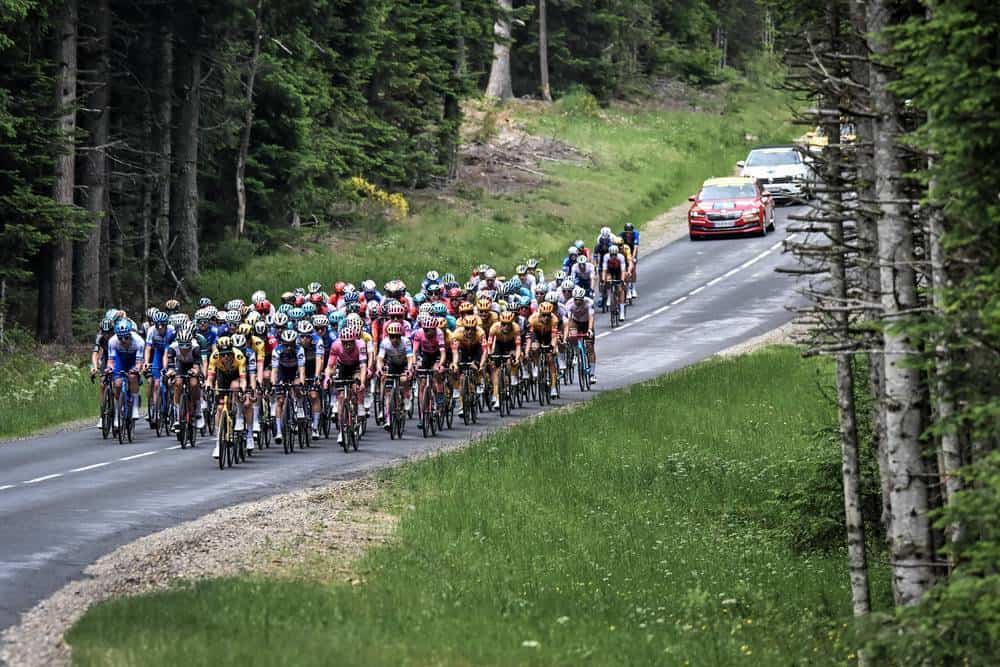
0, 206, 805, 633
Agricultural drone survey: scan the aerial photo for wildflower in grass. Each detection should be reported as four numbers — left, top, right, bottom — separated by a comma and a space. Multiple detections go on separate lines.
556, 616, 570, 624
521, 640, 540, 648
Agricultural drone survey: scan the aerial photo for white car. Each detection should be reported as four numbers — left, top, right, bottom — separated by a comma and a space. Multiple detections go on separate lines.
737, 146, 813, 202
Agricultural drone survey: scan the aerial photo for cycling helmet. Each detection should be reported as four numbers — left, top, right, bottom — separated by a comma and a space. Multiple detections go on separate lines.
231, 333, 247, 348
224, 299, 241, 312
545, 292, 560, 304
441, 273, 456, 284
574, 240, 584, 249
515, 264, 527, 275
216, 336, 233, 354
339, 326, 360, 342
100, 318, 114, 333
346, 313, 365, 329
280, 291, 295, 304
176, 328, 194, 347
307, 281, 322, 294
168, 313, 188, 328
539, 302, 555, 315
577, 255, 589, 265
245, 311, 261, 324
343, 291, 359, 305
344, 283, 356, 293
609, 245, 619, 255
279, 329, 298, 344
152, 311, 169, 325
458, 301, 475, 316
519, 295, 532, 308
568, 246, 578, 256
293, 287, 306, 298
302, 302, 317, 316
145, 307, 159, 322
251, 290, 267, 304
427, 282, 443, 294
561, 279, 575, 291
448, 287, 463, 300
555, 270, 567, 281
345, 302, 361, 315
476, 296, 491, 311
277, 303, 292, 315
534, 283, 547, 296
164, 299, 180, 313
296, 320, 314, 335
624, 222, 634, 231
288, 307, 305, 321
499, 311, 515, 325
253, 321, 267, 337
115, 320, 133, 338
237, 323, 252, 336
264, 314, 275, 326
432, 302, 448, 317
361, 279, 376, 293
600, 226, 611, 238
273, 312, 289, 328
413, 293, 427, 306
194, 310, 209, 324
526, 258, 539, 270
313, 314, 329, 328
385, 321, 404, 337
464, 281, 477, 293
477, 263, 490, 274
204, 306, 219, 319
309, 292, 325, 306
418, 314, 437, 330
226, 310, 242, 325
240, 305, 252, 319
385, 301, 406, 317
460, 315, 479, 329
426, 270, 440, 282
572, 287, 586, 299
329, 311, 346, 327
418, 302, 434, 315
198, 297, 213, 308
484, 268, 497, 280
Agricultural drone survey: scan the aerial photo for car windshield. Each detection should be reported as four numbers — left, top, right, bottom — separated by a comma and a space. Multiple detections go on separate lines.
746, 150, 799, 167
700, 184, 757, 200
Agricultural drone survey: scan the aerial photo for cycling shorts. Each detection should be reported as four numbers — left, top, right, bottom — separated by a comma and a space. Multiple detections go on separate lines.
275, 365, 298, 385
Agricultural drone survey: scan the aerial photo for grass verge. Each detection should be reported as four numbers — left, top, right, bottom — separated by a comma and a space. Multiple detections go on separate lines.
68, 347, 888, 665
0, 348, 94, 440
198, 87, 795, 302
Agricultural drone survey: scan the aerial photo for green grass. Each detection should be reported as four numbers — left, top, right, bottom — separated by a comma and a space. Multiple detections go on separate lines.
198, 88, 795, 302
68, 347, 888, 666
0, 350, 94, 439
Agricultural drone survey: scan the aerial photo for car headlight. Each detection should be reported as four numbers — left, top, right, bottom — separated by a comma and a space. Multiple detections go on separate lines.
741, 211, 760, 222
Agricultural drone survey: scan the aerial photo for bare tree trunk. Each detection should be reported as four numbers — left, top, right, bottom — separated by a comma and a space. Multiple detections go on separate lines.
443, 0, 464, 178
485, 0, 513, 101
867, 0, 935, 606
454, 0, 466, 77
172, 36, 201, 279
236, 0, 264, 239
0, 278, 6, 348
538, 0, 551, 102
75, 0, 109, 312
50, 0, 78, 344
154, 20, 172, 297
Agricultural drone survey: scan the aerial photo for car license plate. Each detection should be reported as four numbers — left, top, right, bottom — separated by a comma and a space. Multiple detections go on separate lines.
713, 220, 736, 228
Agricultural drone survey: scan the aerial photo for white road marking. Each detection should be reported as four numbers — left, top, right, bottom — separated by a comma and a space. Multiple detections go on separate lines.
596, 331, 610, 339
670, 296, 687, 305
634, 313, 652, 323
164, 445, 182, 450
23, 473, 62, 485
705, 276, 724, 287
0, 484, 15, 491
118, 451, 157, 462
689, 286, 706, 295
69, 461, 112, 473
722, 268, 740, 279
653, 305, 671, 315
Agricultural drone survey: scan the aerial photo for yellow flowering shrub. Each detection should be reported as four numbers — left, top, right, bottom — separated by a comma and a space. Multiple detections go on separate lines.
347, 176, 409, 219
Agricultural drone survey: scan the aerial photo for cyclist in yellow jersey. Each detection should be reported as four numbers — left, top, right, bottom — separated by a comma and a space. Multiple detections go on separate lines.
527, 302, 561, 398
206, 336, 252, 459
450, 314, 487, 404
487, 311, 522, 410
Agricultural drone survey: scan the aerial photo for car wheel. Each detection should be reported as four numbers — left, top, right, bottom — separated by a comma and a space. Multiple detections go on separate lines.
689, 233, 700, 241
767, 212, 775, 232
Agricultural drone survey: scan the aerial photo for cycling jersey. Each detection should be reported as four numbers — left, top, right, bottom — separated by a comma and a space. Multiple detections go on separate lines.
489, 322, 521, 354
108, 333, 146, 374
571, 262, 596, 291
146, 325, 176, 376
197, 323, 218, 348
567, 298, 595, 323
527, 313, 559, 344
207, 349, 247, 382
166, 341, 202, 373
327, 339, 367, 370
378, 337, 412, 374
621, 229, 639, 252
603, 254, 624, 278
300, 335, 326, 379
271, 342, 305, 384
93, 332, 112, 366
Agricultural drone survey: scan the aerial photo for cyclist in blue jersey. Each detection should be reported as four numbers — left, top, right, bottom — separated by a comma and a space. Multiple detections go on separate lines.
143, 311, 175, 422
106, 321, 145, 428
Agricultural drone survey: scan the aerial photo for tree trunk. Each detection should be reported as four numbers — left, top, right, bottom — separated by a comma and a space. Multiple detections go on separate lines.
75, 0, 109, 312
538, 0, 551, 102
236, 0, 264, 239
155, 20, 173, 297
442, 0, 464, 177
867, 0, 935, 606
172, 35, 201, 280
49, 0, 78, 344
485, 0, 513, 101
454, 0, 466, 78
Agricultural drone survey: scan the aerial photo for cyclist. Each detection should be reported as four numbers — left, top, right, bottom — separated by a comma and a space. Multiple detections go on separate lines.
297, 319, 325, 438
574, 239, 591, 260
449, 313, 487, 406
411, 314, 446, 427
601, 244, 627, 322
90, 318, 115, 428
562, 246, 579, 274
376, 320, 414, 430
594, 227, 613, 306
620, 222, 639, 299
571, 254, 596, 298
106, 320, 145, 428
487, 311, 522, 410
165, 327, 204, 431
324, 324, 368, 446
563, 287, 597, 383
271, 328, 305, 445
143, 311, 175, 424
206, 336, 250, 459
527, 301, 561, 398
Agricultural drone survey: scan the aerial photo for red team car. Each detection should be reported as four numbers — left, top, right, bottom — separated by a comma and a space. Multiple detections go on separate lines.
687, 176, 775, 240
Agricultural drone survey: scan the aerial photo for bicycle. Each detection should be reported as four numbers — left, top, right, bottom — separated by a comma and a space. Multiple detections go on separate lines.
257, 384, 273, 449
562, 340, 576, 387
607, 279, 623, 329
175, 372, 198, 449
272, 382, 296, 455
297, 380, 314, 449
202, 386, 216, 437
415, 368, 438, 438
538, 344, 557, 405
115, 370, 137, 444
383, 373, 407, 440
457, 362, 479, 426
153, 368, 173, 437
570, 332, 593, 392
94, 371, 114, 440
490, 354, 515, 417
214, 388, 241, 469
318, 382, 332, 439
332, 377, 362, 452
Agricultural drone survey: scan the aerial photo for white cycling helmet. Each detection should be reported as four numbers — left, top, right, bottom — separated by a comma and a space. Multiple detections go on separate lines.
561, 279, 575, 291
576, 255, 588, 265
572, 287, 586, 299
600, 226, 611, 238
609, 245, 619, 255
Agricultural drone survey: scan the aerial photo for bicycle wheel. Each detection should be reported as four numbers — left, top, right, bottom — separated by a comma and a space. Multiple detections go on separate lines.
320, 390, 331, 439
217, 415, 227, 470
577, 347, 589, 392
177, 396, 188, 448
420, 385, 432, 438
609, 288, 619, 329
339, 393, 351, 453
282, 398, 295, 454
538, 363, 548, 406
101, 386, 113, 439
564, 348, 575, 385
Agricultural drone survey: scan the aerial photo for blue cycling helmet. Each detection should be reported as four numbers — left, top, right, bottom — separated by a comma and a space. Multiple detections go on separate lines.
104, 308, 119, 321
301, 302, 317, 316
114, 320, 132, 337
289, 307, 305, 321
518, 294, 531, 308
413, 293, 427, 305
100, 318, 114, 333
432, 302, 448, 317
277, 303, 292, 315
343, 291, 359, 305
152, 311, 169, 325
